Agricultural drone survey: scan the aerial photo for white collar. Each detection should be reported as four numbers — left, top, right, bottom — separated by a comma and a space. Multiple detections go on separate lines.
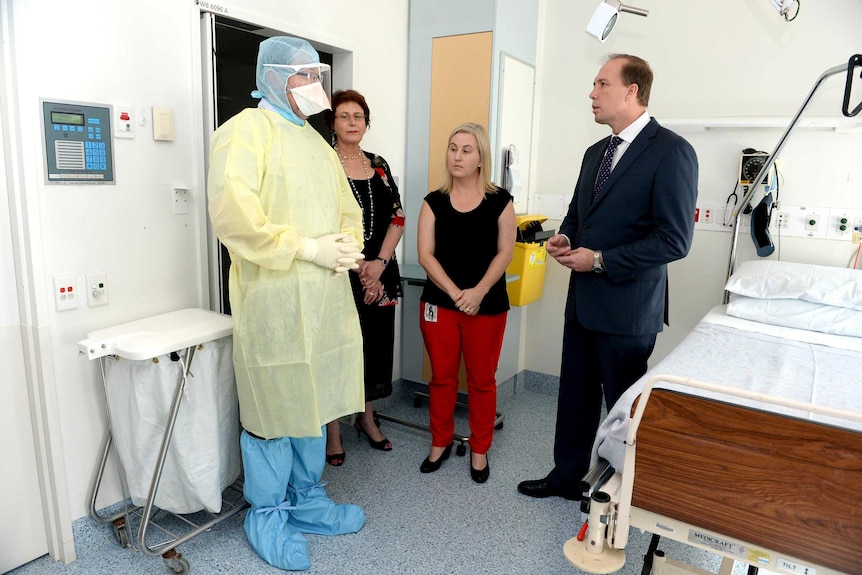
615, 110, 650, 144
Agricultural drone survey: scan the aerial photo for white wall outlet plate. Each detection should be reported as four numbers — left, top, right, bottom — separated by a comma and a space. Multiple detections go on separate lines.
54, 275, 78, 311
86, 272, 109, 307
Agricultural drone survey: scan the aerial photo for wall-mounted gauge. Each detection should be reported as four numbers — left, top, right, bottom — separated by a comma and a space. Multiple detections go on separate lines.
739, 150, 771, 186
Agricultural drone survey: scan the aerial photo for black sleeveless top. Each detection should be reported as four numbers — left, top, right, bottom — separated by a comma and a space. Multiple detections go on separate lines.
420, 187, 512, 315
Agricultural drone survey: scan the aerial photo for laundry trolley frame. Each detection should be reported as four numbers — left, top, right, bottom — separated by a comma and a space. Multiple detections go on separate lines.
79, 308, 248, 574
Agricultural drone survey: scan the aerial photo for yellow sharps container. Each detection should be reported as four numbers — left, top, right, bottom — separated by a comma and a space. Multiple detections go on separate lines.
506, 215, 551, 306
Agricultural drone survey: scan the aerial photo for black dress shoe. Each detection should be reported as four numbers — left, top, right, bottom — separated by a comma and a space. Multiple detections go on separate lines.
470, 453, 490, 484
420, 443, 453, 473
517, 478, 580, 500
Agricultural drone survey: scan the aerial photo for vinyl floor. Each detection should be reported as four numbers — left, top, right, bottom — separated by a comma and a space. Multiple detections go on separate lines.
11, 373, 760, 575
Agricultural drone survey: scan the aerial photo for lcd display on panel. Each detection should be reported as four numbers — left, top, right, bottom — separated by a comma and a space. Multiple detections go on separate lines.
50, 111, 85, 126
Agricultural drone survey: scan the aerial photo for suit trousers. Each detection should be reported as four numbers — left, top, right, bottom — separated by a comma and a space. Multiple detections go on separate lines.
547, 315, 656, 493
419, 305, 507, 454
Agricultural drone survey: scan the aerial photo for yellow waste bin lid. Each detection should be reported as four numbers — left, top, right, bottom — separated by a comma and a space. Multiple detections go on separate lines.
515, 214, 548, 231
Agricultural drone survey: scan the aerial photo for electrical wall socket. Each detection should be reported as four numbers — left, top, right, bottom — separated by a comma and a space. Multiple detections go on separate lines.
54, 275, 78, 311
693, 202, 731, 232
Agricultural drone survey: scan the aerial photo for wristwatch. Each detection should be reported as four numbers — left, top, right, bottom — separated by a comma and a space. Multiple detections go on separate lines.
376, 257, 389, 267
592, 250, 604, 273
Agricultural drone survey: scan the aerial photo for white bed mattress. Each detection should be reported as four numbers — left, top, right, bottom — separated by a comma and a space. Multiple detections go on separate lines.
593, 305, 862, 473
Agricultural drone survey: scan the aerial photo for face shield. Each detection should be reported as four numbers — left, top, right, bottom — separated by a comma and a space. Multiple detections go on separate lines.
267, 63, 332, 118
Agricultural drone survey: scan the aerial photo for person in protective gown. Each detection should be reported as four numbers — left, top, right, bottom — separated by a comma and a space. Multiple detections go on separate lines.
207, 36, 367, 571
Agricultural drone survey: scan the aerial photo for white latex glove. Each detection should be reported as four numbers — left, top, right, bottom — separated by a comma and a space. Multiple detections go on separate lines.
297, 233, 364, 273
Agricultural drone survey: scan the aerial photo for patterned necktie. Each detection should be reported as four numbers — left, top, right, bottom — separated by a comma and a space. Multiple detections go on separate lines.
593, 135, 623, 201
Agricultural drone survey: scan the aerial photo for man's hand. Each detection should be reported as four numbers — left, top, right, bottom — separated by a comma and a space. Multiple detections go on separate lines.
545, 234, 571, 258
553, 247, 595, 272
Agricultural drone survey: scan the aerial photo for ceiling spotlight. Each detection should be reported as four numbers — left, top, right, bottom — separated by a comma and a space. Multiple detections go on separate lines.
768, 0, 800, 22
585, 0, 649, 43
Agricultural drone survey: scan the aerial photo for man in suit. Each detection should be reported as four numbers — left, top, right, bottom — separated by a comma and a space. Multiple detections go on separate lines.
518, 54, 698, 500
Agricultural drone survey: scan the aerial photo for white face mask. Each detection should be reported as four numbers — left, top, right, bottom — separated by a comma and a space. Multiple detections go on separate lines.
289, 82, 331, 117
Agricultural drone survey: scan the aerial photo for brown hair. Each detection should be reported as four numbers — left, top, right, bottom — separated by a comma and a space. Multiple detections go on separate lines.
325, 89, 371, 130
606, 54, 653, 107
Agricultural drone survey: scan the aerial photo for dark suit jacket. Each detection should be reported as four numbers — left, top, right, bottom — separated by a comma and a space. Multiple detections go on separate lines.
559, 117, 698, 337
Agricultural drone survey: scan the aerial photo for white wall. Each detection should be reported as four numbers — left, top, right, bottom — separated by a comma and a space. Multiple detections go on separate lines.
4, 0, 407, 534
525, 0, 862, 375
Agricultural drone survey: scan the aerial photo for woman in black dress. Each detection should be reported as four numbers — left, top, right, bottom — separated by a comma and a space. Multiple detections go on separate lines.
324, 90, 404, 465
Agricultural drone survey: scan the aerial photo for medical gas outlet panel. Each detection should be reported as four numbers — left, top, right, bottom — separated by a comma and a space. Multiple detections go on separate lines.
41, 99, 115, 184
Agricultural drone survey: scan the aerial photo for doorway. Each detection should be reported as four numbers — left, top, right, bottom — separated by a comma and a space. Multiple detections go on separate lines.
207, 16, 334, 314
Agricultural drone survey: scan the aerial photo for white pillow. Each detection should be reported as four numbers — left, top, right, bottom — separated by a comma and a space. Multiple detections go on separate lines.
727, 295, 862, 337
725, 260, 862, 311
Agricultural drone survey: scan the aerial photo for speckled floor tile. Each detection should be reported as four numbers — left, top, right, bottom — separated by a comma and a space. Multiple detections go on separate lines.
11, 375, 753, 575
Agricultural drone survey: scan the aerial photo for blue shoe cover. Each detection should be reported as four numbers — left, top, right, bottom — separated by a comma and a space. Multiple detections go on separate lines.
241, 432, 311, 570
244, 505, 310, 571
286, 433, 366, 536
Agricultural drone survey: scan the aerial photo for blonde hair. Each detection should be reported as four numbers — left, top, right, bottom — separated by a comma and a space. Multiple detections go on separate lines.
439, 122, 497, 194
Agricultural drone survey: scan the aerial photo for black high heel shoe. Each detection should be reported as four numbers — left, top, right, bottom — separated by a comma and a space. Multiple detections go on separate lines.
420, 443, 453, 473
354, 420, 393, 451
326, 452, 345, 467
470, 452, 490, 483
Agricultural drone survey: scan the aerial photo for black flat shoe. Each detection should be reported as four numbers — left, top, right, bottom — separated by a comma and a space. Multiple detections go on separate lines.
517, 477, 580, 500
326, 452, 345, 467
470, 453, 490, 484
354, 420, 393, 451
420, 443, 453, 473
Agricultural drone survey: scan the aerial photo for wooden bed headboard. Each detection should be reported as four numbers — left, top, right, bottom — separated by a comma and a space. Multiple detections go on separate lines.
631, 389, 862, 574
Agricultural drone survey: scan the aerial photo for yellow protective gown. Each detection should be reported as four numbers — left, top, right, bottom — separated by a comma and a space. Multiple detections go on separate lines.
208, 108, 365, 439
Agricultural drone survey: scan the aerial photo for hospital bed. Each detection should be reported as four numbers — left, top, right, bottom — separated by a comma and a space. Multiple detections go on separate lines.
565, 260, 862, 575
79, 308, 247, 574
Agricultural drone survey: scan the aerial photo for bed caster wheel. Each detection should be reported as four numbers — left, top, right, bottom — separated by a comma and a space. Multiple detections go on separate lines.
111, 518, 129, 548
163, 549, 190, 574
495, 422, 504, 430
413, 396, 423, 408
456, 443, 467, 457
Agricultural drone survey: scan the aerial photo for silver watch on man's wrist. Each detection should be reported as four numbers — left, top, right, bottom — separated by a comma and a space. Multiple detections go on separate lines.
592, 250, 604, 273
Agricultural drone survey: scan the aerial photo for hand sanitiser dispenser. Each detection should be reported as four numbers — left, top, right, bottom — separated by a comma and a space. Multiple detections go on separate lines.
41, 99, 115, 184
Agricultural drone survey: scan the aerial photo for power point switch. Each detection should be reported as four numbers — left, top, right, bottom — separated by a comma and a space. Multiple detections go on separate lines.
54, 275, 78, 311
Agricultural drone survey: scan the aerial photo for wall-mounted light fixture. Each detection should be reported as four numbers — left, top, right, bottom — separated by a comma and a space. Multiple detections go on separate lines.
585, 0, 649, 43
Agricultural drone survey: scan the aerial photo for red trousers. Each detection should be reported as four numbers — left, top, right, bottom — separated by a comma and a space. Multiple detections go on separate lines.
419, 303, 507, 454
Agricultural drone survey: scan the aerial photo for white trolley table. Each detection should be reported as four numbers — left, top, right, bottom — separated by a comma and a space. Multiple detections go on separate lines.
79, 308, 247, 574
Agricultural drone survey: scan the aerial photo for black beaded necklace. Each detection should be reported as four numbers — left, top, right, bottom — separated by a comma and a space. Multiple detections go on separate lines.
336, 145, 374, 241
